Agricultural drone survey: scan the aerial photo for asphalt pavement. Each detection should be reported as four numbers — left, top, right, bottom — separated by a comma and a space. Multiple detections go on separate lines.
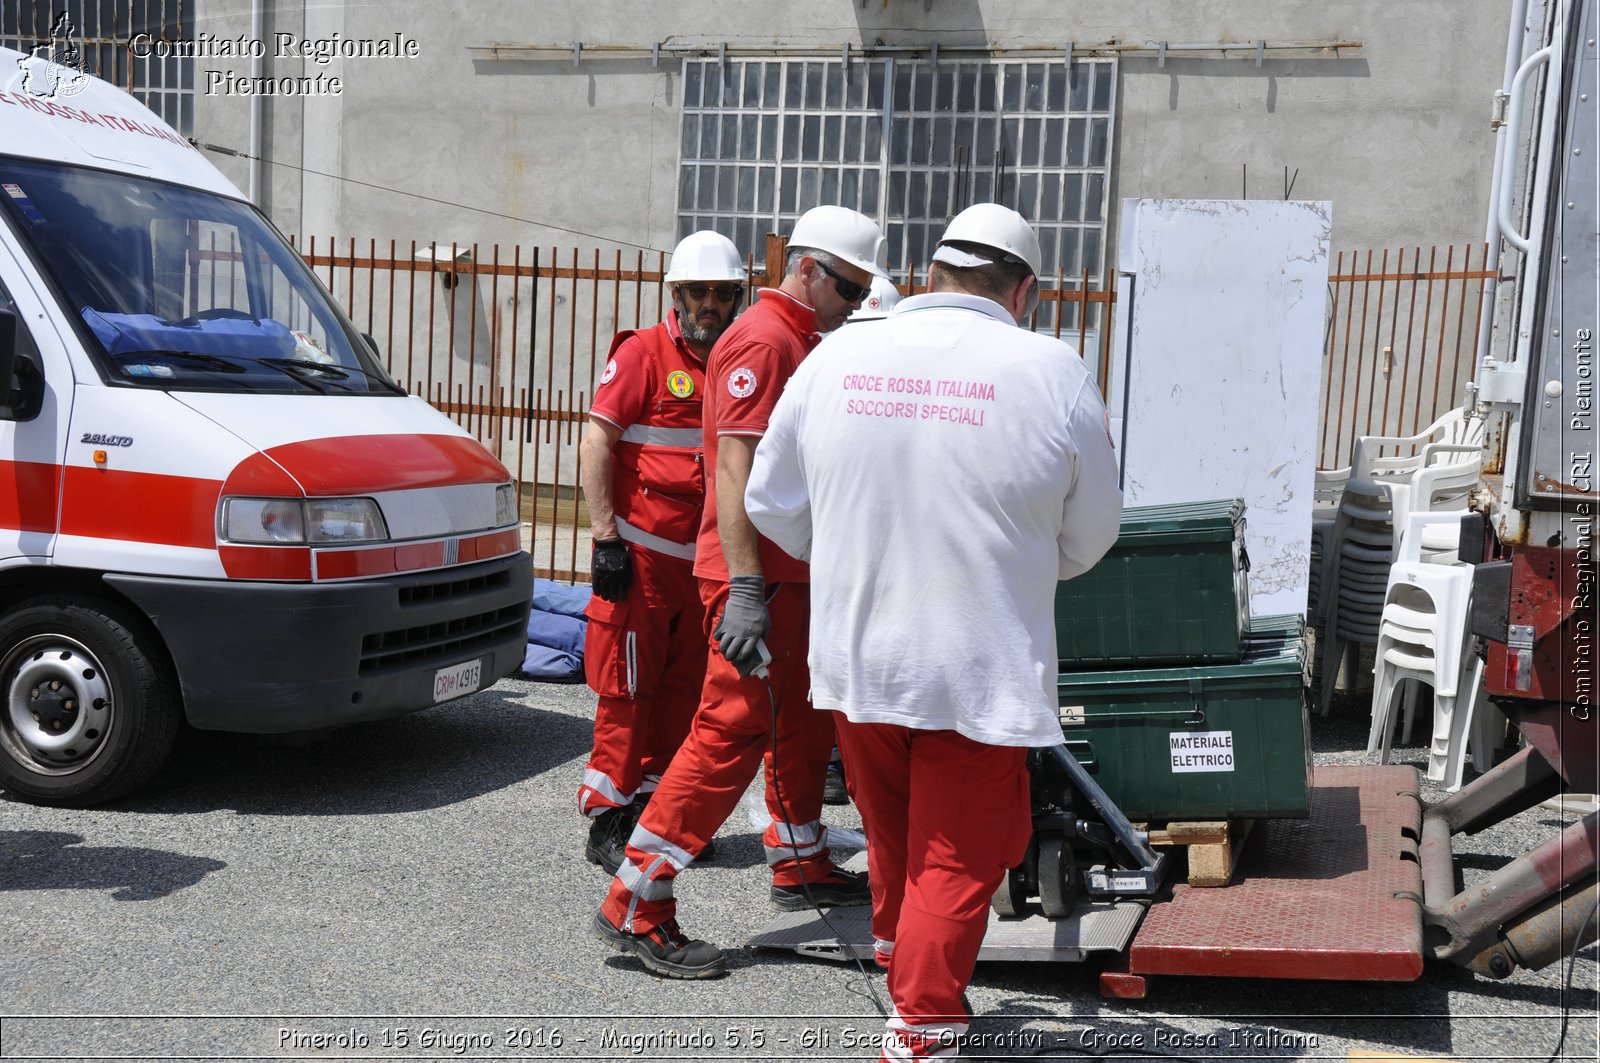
0, 676, 1594, 1062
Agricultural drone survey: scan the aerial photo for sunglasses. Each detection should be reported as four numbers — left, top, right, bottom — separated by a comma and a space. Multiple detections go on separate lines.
679, 283, 743, 304
815, 260, 870, 303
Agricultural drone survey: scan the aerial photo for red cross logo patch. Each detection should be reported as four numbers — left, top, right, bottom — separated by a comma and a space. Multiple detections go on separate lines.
727, 367, 759, 398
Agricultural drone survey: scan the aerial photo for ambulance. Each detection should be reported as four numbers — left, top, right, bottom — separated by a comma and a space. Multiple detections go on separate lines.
0, 45, 533, 805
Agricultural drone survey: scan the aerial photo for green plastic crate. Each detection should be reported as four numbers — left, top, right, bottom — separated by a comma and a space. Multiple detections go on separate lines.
1057, 498, 1251, 669
1055, 615, 1311, 820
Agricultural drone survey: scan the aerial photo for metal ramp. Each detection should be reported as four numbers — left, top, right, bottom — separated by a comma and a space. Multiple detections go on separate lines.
748, 899, 1147, 963
1129, 764, 1425, 981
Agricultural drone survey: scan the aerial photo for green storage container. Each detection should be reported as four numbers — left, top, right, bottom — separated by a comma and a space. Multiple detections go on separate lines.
1057, 499, 1251, 669
1056, 614, 1311, 820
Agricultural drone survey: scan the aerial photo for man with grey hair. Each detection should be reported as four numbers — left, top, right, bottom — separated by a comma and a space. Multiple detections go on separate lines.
745, 204, 1123, 1058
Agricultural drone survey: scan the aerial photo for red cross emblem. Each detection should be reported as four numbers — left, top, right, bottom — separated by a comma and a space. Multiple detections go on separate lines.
727, 367, 759, 398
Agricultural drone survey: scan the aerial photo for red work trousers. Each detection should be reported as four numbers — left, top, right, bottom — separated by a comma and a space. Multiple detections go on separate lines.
832, 718, 1032, 1061
601, 579, 837, 934
578, 547, 708, 816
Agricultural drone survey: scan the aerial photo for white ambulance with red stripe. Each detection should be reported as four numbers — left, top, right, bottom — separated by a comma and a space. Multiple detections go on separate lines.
0, 46, 533, 805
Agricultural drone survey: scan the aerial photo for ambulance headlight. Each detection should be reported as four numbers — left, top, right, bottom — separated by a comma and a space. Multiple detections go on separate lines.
495, 483, 518, 528
221, 497, 389, 544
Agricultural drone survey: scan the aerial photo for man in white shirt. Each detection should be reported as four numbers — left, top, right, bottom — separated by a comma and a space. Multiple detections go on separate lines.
745, 204, 1123, 1062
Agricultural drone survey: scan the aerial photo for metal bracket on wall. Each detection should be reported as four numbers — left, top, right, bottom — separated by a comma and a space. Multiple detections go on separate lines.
466, 39, 1366, 64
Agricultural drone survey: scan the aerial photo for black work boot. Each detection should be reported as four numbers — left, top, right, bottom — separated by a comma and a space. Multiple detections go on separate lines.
584, 806, 633, 875
770, 866, 871, 911
823, 757, 850, 805
592, 910, 726, 979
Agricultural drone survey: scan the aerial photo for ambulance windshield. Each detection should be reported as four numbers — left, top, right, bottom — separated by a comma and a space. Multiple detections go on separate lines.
0, 156, 404, 395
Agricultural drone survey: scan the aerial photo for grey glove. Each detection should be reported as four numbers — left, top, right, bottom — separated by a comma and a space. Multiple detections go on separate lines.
714, 575, 771, 676
591, 538, 632, 602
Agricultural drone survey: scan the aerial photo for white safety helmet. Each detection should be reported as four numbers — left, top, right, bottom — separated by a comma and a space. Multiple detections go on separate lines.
663, 230, 747, 284
788, 206, 891, 279
848, 276, 903, 322
932, 203, 1043, 278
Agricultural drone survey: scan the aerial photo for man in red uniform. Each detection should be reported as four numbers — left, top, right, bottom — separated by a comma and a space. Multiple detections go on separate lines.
576, 231, 747, 873
592, 206, 889, 979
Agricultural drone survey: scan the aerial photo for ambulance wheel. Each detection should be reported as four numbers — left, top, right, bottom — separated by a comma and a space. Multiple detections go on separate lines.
1037, 835, 1076, 919
0, 596, 180, 806
992, 837, 1038, 919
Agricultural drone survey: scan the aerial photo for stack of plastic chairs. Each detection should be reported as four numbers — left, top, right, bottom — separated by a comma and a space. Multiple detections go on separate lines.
1367, 511, 1502, 791
1315, 407, 1487, 715
1307, 467, 1349, 690
1307, 466, 1350, 621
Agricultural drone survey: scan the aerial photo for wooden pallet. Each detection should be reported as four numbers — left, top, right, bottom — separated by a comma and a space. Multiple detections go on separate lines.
1141, 819, 1255, 887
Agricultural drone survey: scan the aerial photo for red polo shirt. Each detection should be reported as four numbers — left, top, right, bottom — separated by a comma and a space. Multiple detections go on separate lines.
694, 288, 820, 584
589, 308, 701, 430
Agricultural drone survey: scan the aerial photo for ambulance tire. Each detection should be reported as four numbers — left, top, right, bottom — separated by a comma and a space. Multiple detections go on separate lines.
0, 596, 180, 807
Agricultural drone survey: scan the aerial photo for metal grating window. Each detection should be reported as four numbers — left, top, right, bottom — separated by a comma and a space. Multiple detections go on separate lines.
1, 1, 195, 134
677, 56, 1117, 335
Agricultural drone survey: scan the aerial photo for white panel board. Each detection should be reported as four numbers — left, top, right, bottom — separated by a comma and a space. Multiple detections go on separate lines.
1111, 199, 1332, 618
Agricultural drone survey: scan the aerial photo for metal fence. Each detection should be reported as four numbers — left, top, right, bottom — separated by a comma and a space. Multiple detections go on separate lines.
295, 236, 1117, 580
1319, 243, 1494, 469
298, 235, 1491, 576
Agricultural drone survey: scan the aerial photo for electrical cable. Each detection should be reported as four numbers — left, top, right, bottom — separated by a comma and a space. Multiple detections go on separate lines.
190, 141, 673, 254
758, 668, 890, 1020
1543, 879, 1600, 1063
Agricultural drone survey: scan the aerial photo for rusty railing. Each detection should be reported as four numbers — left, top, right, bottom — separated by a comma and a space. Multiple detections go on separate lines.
1320, 243, 1495, 469
295, 237, 1116, 581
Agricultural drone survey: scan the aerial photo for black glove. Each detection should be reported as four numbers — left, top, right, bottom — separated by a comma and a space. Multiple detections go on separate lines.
591, 538, 633, 602
714, 575, 771, 676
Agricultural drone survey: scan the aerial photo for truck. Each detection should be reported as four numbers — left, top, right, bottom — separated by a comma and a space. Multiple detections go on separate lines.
753, 0, 1598, 996
0, 42, 533, 806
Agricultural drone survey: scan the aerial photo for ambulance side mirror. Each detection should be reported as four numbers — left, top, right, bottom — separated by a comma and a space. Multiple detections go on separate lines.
0, 311, 17, 418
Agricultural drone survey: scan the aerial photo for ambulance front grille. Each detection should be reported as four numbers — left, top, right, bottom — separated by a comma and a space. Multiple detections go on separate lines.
359, 603, 525, 674
397, 568, 512, 606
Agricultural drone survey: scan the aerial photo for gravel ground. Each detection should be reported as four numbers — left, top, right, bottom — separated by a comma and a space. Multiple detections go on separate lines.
0, 673, 1594, 1062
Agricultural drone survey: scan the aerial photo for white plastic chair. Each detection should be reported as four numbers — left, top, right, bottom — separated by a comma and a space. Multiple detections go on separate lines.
1390, 444, 1485, 555
1316, 409, 1487, 715
1348, 408, 1487, 484
1367, 511, 1498, 790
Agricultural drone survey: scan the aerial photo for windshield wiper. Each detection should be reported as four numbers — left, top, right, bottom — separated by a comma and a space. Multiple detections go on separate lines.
258, 357, 406, 395
116, 350, 248, 373
112, 350, 328, 393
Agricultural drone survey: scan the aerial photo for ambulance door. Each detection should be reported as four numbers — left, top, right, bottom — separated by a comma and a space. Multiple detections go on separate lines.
0, 241, 70, 563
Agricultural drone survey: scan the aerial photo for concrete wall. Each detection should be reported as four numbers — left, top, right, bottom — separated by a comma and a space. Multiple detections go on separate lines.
184, 0, 1512, 263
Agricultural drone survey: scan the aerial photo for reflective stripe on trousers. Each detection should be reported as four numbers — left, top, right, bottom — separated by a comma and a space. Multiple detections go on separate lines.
764, 818, 827, 866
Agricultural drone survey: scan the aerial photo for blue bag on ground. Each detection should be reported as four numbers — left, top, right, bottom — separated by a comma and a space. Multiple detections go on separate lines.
520, 579, 593, 680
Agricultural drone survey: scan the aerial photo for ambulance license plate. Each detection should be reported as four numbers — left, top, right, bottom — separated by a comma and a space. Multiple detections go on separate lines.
433, 658, 483, 703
